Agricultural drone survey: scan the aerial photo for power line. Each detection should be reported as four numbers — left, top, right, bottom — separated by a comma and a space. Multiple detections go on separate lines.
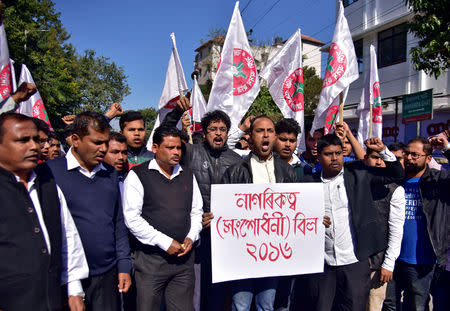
250, 0, 282, 30
241, 0, 254, 14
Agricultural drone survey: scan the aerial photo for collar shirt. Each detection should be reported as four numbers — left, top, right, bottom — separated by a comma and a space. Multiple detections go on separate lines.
250, 153, 276, 184
19, 171, 89, 297
289, 153, 301, 166
66, 148, 106, 178
321, 168, 359, 266
122, 159, 203, 251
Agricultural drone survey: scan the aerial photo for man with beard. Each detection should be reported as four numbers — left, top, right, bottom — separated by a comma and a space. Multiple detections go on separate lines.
45, 112, 132, 311
388, 137, 450, 311
222, 116, 298, 311
104, 132, 128, 175
120, 111, 154, 169
122, 126, 203, 311
292, 134, 403, 311
162, 98, 242, 310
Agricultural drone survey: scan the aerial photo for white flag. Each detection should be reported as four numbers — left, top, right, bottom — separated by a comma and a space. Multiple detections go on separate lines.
18, 64, 53, 130
147, 33, 187, 150
158, 33, 188, 110
10, 59, 16, 93
191, 75, 207, 123
207, 1, 260, 128
356, 44, 382, 145
260, 29, 305, 151
0, 21, 12, 100
311, 0, 359, 136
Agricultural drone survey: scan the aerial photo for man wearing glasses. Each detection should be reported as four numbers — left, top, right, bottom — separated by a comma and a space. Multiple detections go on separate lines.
388, 136, 450, 311
32, 117, 51, 162
162, 98, 242, 311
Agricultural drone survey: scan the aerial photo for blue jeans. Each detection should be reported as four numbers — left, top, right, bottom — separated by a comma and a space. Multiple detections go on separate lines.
231, 277, 279, 311
384, 260, 435, 311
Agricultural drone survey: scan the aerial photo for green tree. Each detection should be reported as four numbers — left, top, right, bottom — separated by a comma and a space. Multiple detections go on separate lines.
303, 66, 323, 115
406, 0, 450, 78
244, 86, 282, 121
75, 49, 130, 113
2, 0, 131, 130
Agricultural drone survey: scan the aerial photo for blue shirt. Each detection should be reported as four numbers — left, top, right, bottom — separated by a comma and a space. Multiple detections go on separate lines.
398, 177, 436, 265
299, 152, 322, 174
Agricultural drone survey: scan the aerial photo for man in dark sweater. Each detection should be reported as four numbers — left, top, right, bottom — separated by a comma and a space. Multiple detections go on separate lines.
122, 126, 203, 311
162, 98, 242, 310
45, 111, 132, 311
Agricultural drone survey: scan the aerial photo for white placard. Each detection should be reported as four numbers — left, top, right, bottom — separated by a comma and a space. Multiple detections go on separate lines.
211, 183, 325, 283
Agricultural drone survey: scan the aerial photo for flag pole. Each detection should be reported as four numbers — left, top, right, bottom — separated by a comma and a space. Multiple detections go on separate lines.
338, 92, 344, 124
369, 102, 373, 138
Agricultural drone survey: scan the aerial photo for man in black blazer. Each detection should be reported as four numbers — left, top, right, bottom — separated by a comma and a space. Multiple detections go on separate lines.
292, 134, 404, 311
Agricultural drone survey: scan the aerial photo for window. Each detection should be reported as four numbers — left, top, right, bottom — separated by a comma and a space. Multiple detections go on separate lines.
354, 39, 363, 74
343, 0, 359, 7
378, 23, 407, 67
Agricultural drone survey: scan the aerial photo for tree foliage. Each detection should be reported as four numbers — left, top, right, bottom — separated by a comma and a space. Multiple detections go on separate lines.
2, 0, 130, 130
303, 66, 323, 115
406, 0, 450, 78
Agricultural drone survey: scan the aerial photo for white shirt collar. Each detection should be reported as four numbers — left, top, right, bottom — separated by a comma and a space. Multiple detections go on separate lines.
14, 170, 37, 191
321, 167, 345, 183
148, 158, 183, 180
251, 152, 273, 163
289, 153, 301, 166
66, 147, 106, 173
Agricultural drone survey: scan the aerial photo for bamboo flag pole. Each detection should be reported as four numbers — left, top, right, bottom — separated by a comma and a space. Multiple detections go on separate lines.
338, 92, 344, 124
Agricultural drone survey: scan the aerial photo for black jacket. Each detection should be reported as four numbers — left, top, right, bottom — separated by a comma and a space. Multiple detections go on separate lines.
222, 152, 298, 184
418, 164, 450, 268
300, 159, 404, 261
162, 108, 242, 212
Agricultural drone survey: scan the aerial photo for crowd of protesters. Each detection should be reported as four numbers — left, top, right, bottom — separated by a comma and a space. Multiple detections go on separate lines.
0, 84, 449, 311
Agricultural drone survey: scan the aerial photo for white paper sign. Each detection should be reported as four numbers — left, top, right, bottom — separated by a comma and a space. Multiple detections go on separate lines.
211, 183, 325, 283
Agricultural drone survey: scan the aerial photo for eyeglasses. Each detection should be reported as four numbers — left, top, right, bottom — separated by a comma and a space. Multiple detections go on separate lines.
207, 127, 227, 133
404, 151, 427, 160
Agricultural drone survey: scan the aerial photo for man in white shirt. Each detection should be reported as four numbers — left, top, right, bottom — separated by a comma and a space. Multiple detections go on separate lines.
363, 148, 405, 310
0, 112, 88, 311
293, 134, 404, 311
122, 126, 203, 311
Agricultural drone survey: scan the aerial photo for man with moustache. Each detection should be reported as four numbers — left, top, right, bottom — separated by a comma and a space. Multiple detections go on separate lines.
48, 132, 62, 160
122, 126, 203, 311
104, 132, 128, 175
292, 134, 404, 311
222, 115, 298, 311
32, 117, 51, 162
0, 113, 89, 311
162, 99, 242, 310
387, 137, 450, 311
299, 124, 324, 173
45, 112, 132, 311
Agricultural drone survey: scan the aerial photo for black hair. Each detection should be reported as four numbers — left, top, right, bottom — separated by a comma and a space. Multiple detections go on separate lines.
48, 131, 60, 142
408, 137, 432, 155
200, 110, 231, 133
388, 142, 407, 152
119, 111, 145, 131
249, 115, 274, 133
153, 126, 182, 145
304, 123, 324, 139
109, 131, 127, 144
317, 134, 343, 154
365, 148, 379, 157
63, 124, 74, 139
275, 118, 301, 137
72, 111, 110, 139
192, 131, 204, 144
179, 131, 189, 143
32, 117, 50, 136
0, 112, 33, 143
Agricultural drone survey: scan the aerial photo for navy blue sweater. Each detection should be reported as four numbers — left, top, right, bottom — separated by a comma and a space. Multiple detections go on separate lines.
43, 157, 132, 276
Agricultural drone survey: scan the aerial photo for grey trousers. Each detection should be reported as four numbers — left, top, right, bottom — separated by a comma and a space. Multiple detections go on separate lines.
134, 249, 195, 311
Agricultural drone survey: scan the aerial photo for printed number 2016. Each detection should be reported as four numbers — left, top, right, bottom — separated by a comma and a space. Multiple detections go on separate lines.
246, 242, 292, 262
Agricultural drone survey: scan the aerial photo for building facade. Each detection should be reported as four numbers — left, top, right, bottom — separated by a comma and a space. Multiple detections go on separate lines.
339, 0, 449, 145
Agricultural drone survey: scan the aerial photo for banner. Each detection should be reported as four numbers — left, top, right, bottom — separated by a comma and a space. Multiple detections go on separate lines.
211, 183, 325, 283
207, 1, 260, 128
0, 21, 12, 100
357, 44, 382, 145
311, 0, 358, 136
18, 64, 53, 130
260, 29, 305, 151
191, 75, 207, 124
